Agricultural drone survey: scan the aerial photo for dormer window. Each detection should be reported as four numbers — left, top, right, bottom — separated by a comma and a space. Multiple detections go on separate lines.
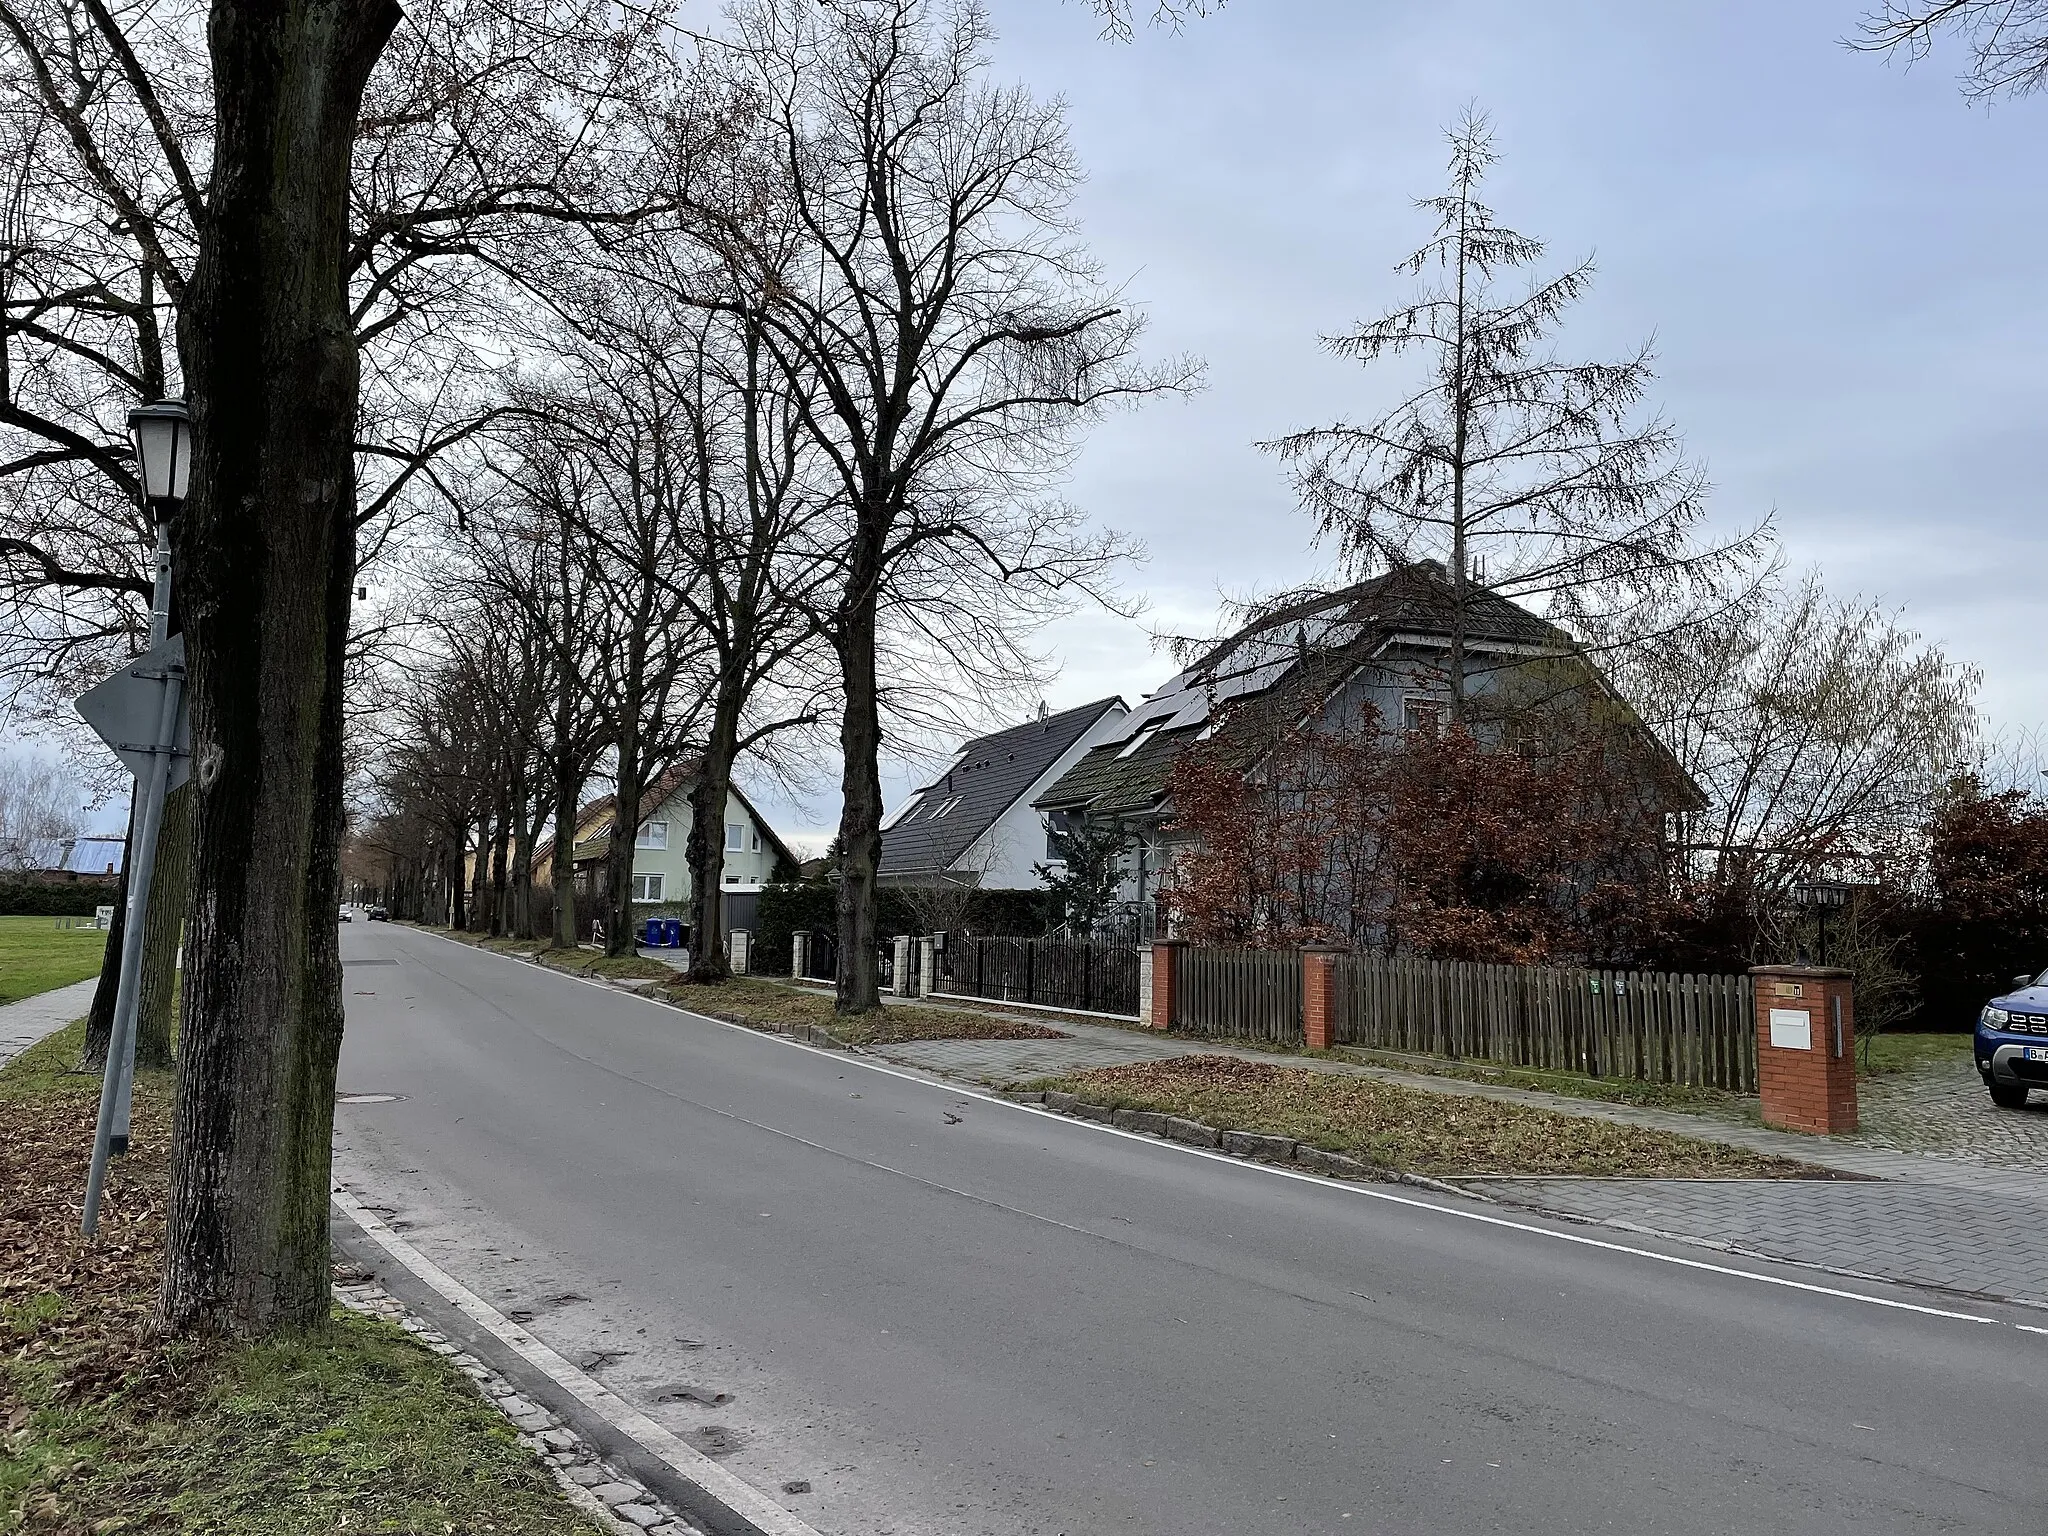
1116, 725, 1161, 760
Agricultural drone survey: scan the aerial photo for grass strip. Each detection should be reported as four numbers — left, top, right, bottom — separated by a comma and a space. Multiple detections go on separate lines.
0, 917, 108, 1007
1023, 1055, 1823, 1179
424, 924, 1064, 1046
0, 1018, 603, 1535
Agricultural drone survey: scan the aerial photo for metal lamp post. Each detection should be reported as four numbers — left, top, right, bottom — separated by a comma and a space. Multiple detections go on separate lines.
1791, 879, 1852, 967
80, 399, 191, 1235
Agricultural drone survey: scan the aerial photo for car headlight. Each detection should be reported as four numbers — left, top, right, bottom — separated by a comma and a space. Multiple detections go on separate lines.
1983, 1006, 2011, 1026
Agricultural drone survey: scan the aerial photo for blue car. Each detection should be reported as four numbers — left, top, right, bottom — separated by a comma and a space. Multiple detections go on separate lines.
1976, 972, 2048, 1109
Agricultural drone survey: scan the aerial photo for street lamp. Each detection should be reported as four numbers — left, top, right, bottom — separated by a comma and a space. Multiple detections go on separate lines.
127, 398, 191, 517
1791, 880, 1852, 967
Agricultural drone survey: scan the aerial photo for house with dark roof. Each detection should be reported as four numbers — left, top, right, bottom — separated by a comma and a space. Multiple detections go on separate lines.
879, 698, 1129, 889
1033, 562, 1703, 906
527, 760, 799, 923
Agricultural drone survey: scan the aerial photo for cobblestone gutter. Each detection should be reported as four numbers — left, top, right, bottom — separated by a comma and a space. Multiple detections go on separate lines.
335, 1277, 703, 1536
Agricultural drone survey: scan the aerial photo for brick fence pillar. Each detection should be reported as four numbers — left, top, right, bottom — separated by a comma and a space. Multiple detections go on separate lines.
920, 937, 937, 997
1149, 940, 1186, 1031
890, 934, 910, 995
1748, 965, 1857, 1134
1302, 946, 1345, 1051
791, 931, 809, 981
729, 929, 750, 975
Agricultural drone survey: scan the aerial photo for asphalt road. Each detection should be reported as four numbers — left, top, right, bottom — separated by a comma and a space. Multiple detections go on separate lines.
333, 922, 2045, 1536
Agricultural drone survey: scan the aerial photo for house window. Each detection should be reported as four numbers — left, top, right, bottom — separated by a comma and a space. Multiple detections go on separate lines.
630, 872, 664, 903
750, 830, 761, 853
635, 821, 667, 850
930, 796, 963, 819
725, 823, 744, 852
1403, 697, 1445, 736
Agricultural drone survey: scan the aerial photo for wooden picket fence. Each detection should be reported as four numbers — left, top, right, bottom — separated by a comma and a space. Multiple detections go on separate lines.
1331, 952, 1756, 1092
1172, 946, 1304, 1044
934, 935, 1141, 1017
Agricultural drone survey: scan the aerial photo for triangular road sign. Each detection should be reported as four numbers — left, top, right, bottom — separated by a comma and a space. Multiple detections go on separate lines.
76, 635, 191, 791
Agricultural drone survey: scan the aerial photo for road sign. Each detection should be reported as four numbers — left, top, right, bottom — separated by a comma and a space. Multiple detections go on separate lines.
76, 635, 190, 790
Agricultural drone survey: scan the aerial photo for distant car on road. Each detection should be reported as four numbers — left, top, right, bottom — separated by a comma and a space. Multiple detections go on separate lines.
1976, 972, 2048, 1108
339, 906, 352, 922
366, 904, 389, 922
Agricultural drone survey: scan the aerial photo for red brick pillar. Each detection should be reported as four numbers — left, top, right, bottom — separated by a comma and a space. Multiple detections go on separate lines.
1749, 965, 1857, 1134
1149, 940, 1185, 1031
1301, 946, 1344, 1051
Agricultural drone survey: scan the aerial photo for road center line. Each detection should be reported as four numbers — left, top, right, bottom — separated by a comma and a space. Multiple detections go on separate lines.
402, 930, 2023, 1334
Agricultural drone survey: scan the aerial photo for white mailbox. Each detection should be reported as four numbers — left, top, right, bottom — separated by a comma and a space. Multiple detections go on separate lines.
1768, 1007, 1812, 1051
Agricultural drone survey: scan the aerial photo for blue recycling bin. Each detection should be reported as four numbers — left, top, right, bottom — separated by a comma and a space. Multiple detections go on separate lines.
663, 917, 684, 948
642, 918, 663, 947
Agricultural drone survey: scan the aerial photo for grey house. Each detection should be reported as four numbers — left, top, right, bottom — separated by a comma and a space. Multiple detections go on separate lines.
878, 698, 1129, 889
1033, 561, 1702, 905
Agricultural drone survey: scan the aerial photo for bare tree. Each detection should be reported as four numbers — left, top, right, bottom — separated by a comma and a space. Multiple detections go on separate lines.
1263, 110, 1765, 725
1603, 566, 1978, 960
1856, 1, 2048, 97
0, 749, 77, 869
687, 0, 1195, 1013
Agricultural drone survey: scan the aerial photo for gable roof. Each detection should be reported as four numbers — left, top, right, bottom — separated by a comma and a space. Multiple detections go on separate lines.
1034, 562, 1699, 820
878, 698, 1125, 878
537, 760, 800, 875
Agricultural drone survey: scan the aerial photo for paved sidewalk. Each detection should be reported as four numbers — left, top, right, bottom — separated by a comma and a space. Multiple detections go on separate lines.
0, 977, 96, 1071
1462, 1178, 2048, 1305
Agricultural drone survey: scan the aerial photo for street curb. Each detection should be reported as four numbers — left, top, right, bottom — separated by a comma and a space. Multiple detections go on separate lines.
331, 1270, 699, 1535
331, 1187, 825, 1536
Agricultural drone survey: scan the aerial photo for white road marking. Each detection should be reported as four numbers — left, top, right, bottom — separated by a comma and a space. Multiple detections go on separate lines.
399, 930, 2037, 1336
331, 1185, 823, 1536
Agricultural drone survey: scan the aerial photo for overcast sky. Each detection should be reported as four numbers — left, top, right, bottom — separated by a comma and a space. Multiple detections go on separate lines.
735, 0, 2048, 852
53, 2, 2048, 849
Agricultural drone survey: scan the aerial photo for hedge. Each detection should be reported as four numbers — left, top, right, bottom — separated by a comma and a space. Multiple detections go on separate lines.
0, 877, 120, 917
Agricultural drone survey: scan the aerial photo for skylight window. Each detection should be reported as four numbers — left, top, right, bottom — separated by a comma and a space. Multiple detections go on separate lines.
1116, 726, 1161, 760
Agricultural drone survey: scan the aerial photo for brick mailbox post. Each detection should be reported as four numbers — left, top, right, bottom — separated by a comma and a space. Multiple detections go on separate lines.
1148, 940, 1186, 1031
1749, 965, 1857, 1134
1301, 946, 1346, 1051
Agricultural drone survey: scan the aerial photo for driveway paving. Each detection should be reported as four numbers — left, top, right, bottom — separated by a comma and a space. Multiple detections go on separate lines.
1459, 1177, 2048, 1305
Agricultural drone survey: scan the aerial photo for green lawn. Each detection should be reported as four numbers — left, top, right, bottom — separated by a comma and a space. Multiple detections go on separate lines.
1, 1017, 605, 1534
1861, 1031, 1973, 1077
0, 913, 107, 1005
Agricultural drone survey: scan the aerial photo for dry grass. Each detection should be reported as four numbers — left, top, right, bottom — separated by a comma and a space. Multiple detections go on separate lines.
0, 1020, 602, 1534
656, 977, 1065, 1047
1029, 1056, 1823, 1179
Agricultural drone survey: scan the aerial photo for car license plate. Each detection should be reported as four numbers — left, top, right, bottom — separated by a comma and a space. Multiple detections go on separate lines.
2028, 1046, 2048, 1063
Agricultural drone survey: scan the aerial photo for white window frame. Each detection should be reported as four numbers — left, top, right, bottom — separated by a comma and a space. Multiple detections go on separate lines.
630, 872, 665, 903
725, 822, 745, 852
635, 820, 668, 850
1403, 696, 1445, 737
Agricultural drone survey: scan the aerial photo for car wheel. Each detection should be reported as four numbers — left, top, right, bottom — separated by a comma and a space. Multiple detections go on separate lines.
1989, 1081, 2032, 1110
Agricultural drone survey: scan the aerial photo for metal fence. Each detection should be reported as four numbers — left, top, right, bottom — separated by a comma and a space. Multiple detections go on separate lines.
1332, 952, 1756, 1092
934, 935, 1141, 1016
1171, 946, 1304, 1044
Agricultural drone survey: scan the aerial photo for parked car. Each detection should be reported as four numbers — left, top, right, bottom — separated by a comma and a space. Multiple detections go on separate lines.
338, 906, 352, 922
366, 904, 389, 922
1975, 972, 2048, 1109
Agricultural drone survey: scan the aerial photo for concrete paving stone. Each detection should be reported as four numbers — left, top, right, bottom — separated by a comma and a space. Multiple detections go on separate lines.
565, 1465, 610, 1487
616, 1503, 664, 1529
0, 977, 98, 1072
592, 1481, 646, 1505
540, 1427, 579, 1452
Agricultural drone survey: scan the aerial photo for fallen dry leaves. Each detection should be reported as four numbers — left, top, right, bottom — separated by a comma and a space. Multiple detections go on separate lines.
1042, 1055, 1819, 1179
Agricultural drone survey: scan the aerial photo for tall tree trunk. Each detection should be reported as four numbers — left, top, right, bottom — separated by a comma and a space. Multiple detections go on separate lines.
550, 747, 580, 949
686, 707, 738, 984
604, 710, 644, 959
81, 795, 139, 1067
467, 815, 488, 932
158, 0, 399, 1338
488, 778, 510, 937
134, 781, 191, 1070
834, 588, 883, 1014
